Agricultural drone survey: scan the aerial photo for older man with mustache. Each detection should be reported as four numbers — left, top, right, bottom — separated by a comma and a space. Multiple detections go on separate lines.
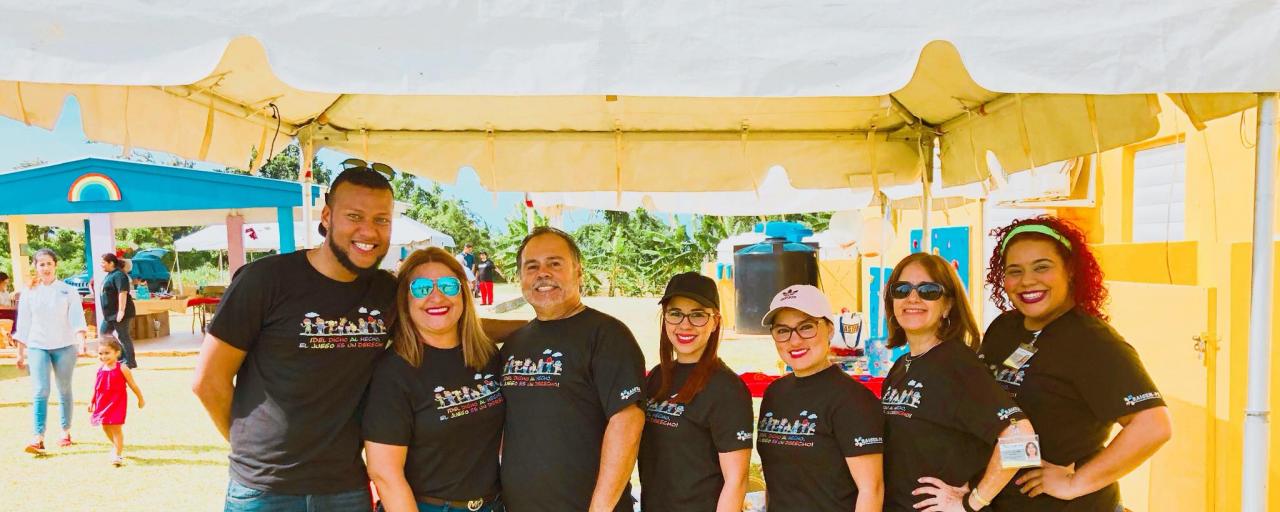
499, 227, 647, 512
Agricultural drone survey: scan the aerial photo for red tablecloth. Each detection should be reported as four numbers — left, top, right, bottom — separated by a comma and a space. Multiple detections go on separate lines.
186, 297, 221, 308
740, 372, 883, 399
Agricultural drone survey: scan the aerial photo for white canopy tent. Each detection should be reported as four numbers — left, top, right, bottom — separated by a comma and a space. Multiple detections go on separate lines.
1, 2, 1278, 506
174, 216, 455, 252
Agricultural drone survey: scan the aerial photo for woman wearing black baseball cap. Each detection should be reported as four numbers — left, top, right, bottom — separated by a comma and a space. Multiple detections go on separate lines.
637, 272, 754, 512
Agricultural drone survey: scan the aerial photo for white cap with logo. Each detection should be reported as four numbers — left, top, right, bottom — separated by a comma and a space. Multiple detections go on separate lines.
761, 284, 833, 327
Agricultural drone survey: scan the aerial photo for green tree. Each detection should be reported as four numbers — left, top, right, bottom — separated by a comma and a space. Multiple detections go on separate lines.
391, 175, 492, 254
225, 144, 333, 185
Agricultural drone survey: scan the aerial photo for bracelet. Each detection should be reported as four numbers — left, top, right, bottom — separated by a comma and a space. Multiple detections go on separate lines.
971, 487, 991, 507
961, 491, 979, 512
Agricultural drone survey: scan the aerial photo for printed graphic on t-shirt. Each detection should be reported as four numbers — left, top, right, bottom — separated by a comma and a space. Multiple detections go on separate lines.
434, 372, 505, 421
644, 396, 687, 428
881, 379, 924, 418
501, 349, 565, 388
296, 307, 388, 349
1124, 391, 1162, 407
758, 410, 819, 447
988, 361, 1028, 395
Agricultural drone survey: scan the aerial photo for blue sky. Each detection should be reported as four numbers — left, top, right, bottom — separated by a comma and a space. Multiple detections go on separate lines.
0, 97, 597, 233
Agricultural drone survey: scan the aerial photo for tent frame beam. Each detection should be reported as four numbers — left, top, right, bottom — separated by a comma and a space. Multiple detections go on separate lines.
1243, 91, 1278, 512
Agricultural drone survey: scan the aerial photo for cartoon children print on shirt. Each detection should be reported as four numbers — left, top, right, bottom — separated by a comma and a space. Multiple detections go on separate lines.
758, 410, 821, 447
434, 372, 505, 421
501, 349, 565, 388
644, 395, 688, 428
297, 306, 389, 350
881, 379, 925, 418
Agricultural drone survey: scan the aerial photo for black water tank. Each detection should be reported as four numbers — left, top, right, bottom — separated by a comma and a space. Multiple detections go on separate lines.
734, 223, 818, 334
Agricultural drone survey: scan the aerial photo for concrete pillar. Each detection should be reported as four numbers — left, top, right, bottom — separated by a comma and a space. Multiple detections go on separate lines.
226, 214, 246, 276
277, 207, 296, 254
7, 216, 29, 291
88, 213, 115, 327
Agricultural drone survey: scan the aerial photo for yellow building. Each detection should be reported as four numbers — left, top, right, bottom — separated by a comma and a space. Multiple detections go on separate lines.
860, 95, 1274, 511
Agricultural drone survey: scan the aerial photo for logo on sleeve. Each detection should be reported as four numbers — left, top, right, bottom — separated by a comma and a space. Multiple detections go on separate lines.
854, 436, 883, 448
997, 407, 1023, 421
501, 349, 565, 388
1124, 392, 1162, 407
297, 307, 389, 350
434, 372, 505, 421
620, 386, 642, 400
736, 430, 753, 442
757, 410, 819, 448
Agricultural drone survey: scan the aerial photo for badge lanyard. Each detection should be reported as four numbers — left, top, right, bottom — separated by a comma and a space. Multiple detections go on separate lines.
1001, 330, 1041, 370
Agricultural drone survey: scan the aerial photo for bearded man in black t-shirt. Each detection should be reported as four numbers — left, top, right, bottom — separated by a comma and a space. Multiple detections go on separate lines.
193, 164, 401, 511
499, 227, 647, 512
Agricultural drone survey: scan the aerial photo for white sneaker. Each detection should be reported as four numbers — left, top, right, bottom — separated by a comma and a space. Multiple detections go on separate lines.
111, 455, 124, 467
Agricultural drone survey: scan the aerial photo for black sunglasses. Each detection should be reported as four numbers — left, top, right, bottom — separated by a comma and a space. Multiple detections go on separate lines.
888, 281, 947, 301
341, 158, 396, 179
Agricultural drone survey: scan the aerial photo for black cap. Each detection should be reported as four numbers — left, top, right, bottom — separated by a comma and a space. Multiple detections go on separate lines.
659, 272, 719, 309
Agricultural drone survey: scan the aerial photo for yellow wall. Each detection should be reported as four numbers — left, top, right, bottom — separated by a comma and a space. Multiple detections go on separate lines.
865, 96, 1275, 510
1066, 96, 1278, 510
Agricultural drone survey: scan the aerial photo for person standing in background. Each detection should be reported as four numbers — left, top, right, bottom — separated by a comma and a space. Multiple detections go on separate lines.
474, 252, 497, 306
99, 253, 137, 369
14, 248, 88, 455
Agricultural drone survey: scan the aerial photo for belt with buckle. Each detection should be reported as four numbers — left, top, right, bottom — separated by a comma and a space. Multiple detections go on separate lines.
418, 492, 498, 511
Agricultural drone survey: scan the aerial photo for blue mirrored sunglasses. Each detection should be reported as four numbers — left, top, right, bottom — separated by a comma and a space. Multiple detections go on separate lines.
410, 276, 463, 298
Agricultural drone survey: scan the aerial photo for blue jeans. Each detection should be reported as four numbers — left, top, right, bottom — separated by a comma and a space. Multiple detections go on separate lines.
99, 318, 136, 368
28, 345, 77, 436
224, 479, 373, 512
376, 498, 504, 512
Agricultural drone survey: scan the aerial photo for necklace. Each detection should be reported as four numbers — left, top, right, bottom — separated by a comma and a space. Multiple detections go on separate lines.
903, 339, 942, 373
552, 302, 586, 320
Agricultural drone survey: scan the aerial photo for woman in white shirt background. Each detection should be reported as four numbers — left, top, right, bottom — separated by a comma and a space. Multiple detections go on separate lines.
14, 249, 88, 455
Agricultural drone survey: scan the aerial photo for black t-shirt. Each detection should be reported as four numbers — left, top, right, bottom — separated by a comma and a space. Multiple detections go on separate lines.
475, 260, 497, 282
100, 269, 135, 319
638, 361, 754, 512
881, 340, 1026, 512
979, 308, 1165, 512
499, 307, 647, 512
208, 251, 397, 494
362, 346, 505, 500
756, 365, 884, 512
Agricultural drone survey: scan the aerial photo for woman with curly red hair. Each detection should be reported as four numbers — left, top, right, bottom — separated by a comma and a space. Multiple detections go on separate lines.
979, 215, 1172, 511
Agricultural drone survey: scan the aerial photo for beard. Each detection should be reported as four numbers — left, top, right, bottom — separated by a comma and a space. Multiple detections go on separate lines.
327, 235, 384, 277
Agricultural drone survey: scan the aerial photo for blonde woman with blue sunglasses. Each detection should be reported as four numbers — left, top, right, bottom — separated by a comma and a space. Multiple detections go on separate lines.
364, 247, 506, 512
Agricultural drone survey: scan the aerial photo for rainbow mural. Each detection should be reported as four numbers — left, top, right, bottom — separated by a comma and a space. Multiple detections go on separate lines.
66, 173, 122, 202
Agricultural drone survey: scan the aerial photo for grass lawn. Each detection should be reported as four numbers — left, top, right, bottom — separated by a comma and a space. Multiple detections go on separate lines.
0, 294, 784, 510
1, 356, 230, 511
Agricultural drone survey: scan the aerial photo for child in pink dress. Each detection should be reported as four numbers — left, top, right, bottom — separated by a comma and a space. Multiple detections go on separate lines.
89, 336, 144, 466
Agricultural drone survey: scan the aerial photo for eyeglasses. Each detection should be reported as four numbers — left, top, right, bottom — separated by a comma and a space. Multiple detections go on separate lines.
888, 281, 947, 301
770, 321, 821, 343
664, 310, 715, 327
341, 158, 396, 179
410, 277, 462, 298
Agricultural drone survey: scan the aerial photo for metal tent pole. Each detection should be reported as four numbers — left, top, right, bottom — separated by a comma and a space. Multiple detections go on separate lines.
1243, 92, 1279, 512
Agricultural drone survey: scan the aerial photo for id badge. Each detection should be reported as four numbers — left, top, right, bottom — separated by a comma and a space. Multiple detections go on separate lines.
1002, 343, 1037, 369
998, 434, 1042, 469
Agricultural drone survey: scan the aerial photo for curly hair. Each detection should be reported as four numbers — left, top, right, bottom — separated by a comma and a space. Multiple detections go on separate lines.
985, 215, 1108, 320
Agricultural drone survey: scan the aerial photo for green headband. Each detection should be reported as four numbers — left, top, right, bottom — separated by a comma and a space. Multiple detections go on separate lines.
1000, 224, 1073, 253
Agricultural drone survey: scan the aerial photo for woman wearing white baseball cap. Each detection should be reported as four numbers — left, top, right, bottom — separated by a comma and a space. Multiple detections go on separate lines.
755, 284, 884, 512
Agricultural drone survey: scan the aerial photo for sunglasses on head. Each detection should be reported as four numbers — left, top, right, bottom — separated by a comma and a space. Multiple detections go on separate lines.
410, 276, 462, 298
888, 281, 947, 301
341, 158, 396, 179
